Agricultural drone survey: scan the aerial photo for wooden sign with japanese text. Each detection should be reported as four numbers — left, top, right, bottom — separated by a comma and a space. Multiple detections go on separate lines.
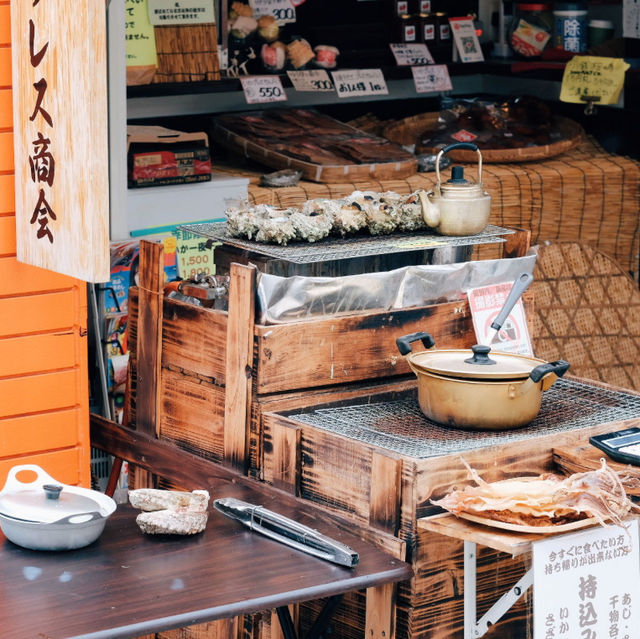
11, 0, 110, 282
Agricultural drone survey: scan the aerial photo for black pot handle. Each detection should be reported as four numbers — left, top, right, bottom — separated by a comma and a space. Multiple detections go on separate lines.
529, 360, 570, 383
440, 142, 479, 154
396, 332, 436, 356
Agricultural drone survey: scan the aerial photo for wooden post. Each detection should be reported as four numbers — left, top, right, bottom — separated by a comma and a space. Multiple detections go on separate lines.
369, 451, 402, 535
366, 582, 397, 639
223, 263, 256, 472
132, 240, 164, 488
270, 421, 301, 495
502, 227, 532, 259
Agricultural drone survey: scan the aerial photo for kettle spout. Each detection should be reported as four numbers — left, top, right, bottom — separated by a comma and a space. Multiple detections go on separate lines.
418, 190, 440, 228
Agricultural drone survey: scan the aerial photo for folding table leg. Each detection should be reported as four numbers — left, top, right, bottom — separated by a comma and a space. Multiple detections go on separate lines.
275, 594, 344, 639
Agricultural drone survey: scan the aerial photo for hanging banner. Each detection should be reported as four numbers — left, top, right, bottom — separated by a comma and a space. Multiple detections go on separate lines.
11, 1, 109, 282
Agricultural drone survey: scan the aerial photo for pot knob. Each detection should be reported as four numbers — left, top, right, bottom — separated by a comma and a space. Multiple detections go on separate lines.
43, 484, 63, 500
464, 344, 497, 365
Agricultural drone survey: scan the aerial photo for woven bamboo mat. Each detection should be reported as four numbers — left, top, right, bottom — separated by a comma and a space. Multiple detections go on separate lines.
221, 136, 640, 276
531, 242, 640, 391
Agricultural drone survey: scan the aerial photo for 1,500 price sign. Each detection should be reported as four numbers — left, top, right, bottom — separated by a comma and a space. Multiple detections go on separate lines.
240, 76, 288, 104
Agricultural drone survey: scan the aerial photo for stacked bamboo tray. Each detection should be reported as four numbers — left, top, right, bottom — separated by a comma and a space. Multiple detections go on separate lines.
214, 136, 640, 277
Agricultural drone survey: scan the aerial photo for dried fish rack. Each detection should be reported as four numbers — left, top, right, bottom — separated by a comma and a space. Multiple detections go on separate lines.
185, 222, 515, 277
261, 379, 640, 639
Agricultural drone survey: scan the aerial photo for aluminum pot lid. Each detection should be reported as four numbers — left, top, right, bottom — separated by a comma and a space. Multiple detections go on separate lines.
409, 346, 547, 380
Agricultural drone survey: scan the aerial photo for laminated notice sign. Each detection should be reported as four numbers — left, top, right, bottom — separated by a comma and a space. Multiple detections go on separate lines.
467, 282, 533, 355
560, 56, 629, 105
532, 520, 640, 639
411, 65, 452, 93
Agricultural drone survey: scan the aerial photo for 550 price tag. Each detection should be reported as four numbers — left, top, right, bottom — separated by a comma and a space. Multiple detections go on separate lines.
287, 69, 334, 92
240, 75, 288, 104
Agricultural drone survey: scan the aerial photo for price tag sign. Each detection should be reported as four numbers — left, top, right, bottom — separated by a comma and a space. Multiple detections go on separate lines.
411, 65, 452, 93
249, 0, 296, 25
287, 69, 334, 92
390, 43, 434, 66
560, 56, 629, 105
533, 521, 640, 639
171, 229, 217, 279
331, 69, 389, 99
148, 0, 216, 26
240, 75, 288, 104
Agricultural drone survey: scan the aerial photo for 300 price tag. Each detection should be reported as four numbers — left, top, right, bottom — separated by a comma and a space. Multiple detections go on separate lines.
331, 69, 389, 99
240, 75, 288, 104
249, 0, 296, 25
389, 43, 434, 66
287, 70, 335, 92
411, 65, 452, 93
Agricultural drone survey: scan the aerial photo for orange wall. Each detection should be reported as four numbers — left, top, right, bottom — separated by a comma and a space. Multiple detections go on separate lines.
0, 0, 90, 487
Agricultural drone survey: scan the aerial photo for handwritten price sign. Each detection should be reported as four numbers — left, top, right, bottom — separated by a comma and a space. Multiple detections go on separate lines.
411, 65, 452, 93
390, 43, 434, 66
331, 69, 389, 99
249, 0, 296, 25
287, 69, 334, 92
240, 75, 288, 104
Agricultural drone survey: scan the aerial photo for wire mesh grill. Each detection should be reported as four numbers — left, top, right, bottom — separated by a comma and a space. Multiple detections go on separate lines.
182, 222, 512, 264
287, 379, 640, 459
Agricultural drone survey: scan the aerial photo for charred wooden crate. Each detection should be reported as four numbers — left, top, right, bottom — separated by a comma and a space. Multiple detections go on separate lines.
260, 380, 640, 639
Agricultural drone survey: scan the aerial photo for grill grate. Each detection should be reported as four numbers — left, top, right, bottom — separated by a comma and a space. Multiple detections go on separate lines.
288, 379, 640, 459
182, 222, 513, 264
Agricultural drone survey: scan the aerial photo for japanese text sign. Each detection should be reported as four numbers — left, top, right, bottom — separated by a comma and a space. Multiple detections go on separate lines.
411, 65, 452, 93
249, 0, 296, 25
532, 520, 640, 639
11, 0, 110, 281
467, 281, 533, 355
331, 69, 389, 99
287, 70, 335, 92
148, 0, 216, 26
560, 56, 629, 106
126, 0, 158, 68
240, 75, 287, 104
389, 43, 434, 66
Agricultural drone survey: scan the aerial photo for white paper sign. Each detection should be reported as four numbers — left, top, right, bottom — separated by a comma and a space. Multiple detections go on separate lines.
240, 75, 287, 104
148, 0, 216, 25
411, 65, 452, 93
331, 69, 389, 99
249, 0, 296, 25
533, 520, 640, 639
624, 0, 640, 38
450, 16, 484, 63
390, 43, 435, 66
467, 282, 533, 355
287, 70, 334, 92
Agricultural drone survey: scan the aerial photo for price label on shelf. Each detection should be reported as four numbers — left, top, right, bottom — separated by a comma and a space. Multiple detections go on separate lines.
240, 75, 288, 104
331, 69, 388, 99
389, 43, 434, 66
287, 69, 334, 92
249, 0, 296, 25
411, 65, 452, 93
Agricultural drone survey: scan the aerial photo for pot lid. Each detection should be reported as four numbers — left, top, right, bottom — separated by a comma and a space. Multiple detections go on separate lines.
409, 345, 547, 380
0, 484, 102, 524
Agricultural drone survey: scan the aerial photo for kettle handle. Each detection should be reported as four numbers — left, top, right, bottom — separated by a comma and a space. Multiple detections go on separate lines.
436, 142, 483, 189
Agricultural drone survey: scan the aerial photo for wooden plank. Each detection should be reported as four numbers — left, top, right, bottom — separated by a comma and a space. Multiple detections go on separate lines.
0, 332, 75, 376
366, 583, 397, 639
223, 263, 256, 471
0, 369, 78, 418
254, 301, 476, 394
269, 419, 301, 495
11, 0, 109, 281
502, 227, 531, 259
0, 290, 75, 336
136, 240, 164, 437
161, 296, 227, 382
0, 447, 80, 487
369, 451, 402, 535
418, 513, 536, 557
0, 88, 11, 128
0, 408, 80, 457
0, 47, 10, 87
0, 255, 75, 295
0, 175, 15, 214
0, 131, 13, 171
0, 5, 10, 46
0, 214, 15, 255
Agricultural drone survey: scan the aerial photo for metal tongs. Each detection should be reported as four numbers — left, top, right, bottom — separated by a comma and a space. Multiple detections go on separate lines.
214, 497, 359, 568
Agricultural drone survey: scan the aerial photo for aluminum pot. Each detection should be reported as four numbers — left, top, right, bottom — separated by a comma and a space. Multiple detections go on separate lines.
396, 333, 570, 430
0, 464, 116, 551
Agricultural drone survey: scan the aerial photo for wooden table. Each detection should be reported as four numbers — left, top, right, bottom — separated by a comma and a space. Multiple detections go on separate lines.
0, 485, 411, 639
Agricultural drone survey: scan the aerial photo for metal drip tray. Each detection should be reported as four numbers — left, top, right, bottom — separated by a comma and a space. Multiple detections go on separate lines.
182, 222, 513, 265
286, 378, 640, 459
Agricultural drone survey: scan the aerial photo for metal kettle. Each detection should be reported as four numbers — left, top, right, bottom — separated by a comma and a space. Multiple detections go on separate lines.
418, 142, 491, 236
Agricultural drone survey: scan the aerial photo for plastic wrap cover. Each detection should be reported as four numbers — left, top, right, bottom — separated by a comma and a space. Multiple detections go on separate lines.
257, 250, 538, 324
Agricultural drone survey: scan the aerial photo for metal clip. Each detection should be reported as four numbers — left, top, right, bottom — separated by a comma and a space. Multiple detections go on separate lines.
580, 95, 601, 116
